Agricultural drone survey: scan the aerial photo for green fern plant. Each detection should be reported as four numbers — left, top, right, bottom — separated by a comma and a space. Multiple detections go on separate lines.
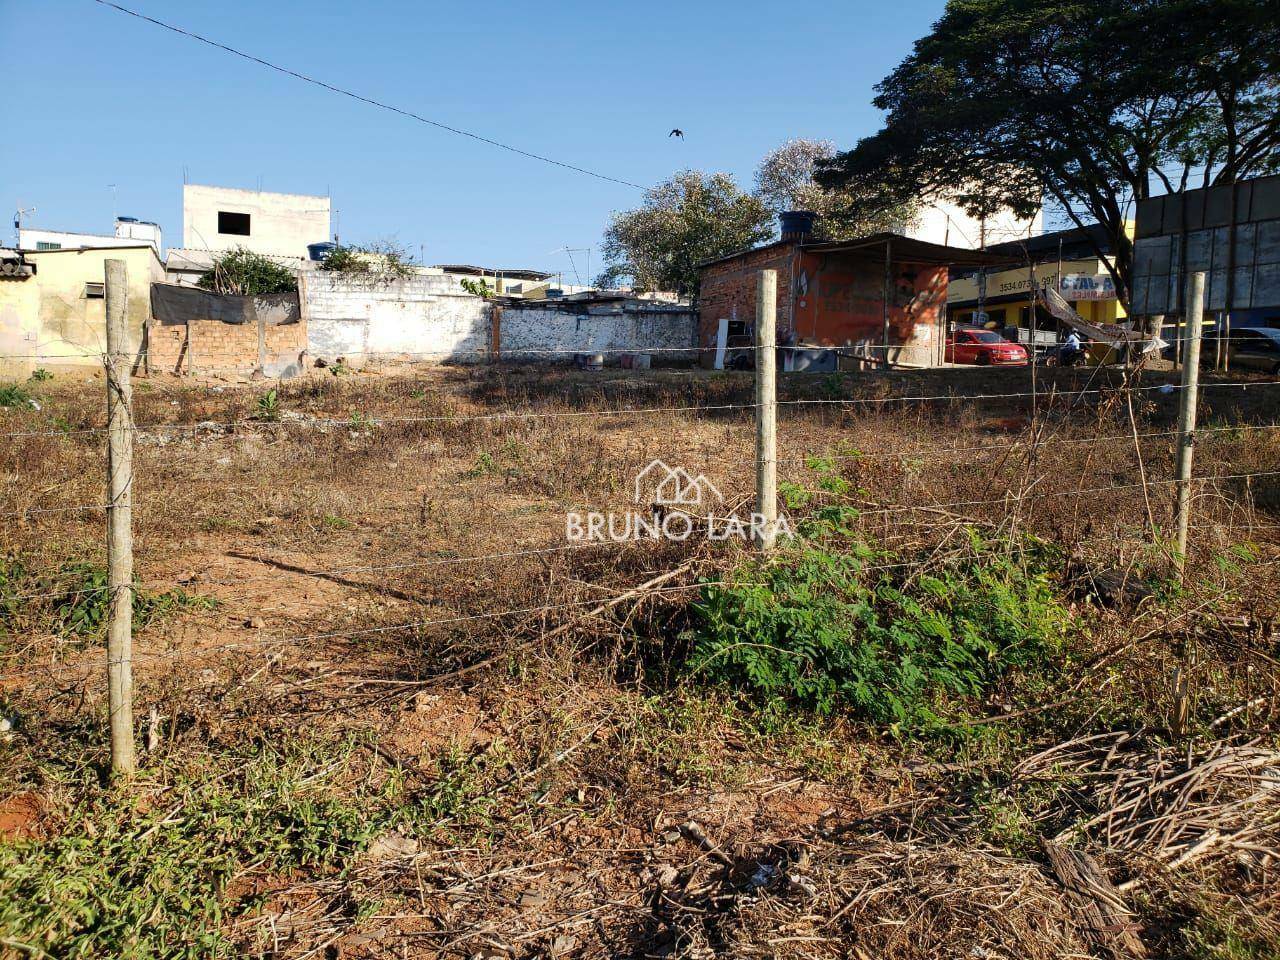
684, 530, 1069, 730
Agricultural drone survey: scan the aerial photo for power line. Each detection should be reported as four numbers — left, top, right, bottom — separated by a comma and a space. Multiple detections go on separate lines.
89, 0, 645, 191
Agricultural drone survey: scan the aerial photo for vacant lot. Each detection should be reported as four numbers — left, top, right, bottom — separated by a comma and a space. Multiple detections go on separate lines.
2, 361, 1278, 959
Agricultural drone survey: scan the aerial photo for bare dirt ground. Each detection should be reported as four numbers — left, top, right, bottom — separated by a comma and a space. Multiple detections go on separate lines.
1, 360, 1278, 959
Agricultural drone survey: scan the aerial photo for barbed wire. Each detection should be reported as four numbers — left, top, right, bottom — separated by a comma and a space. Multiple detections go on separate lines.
10, 527, 1279, 687
0, 541, 631, 605
0, 327, 1257, 365
5, 466, 1278, 605
4, 379, 1277, 444
2, 580, 723, 684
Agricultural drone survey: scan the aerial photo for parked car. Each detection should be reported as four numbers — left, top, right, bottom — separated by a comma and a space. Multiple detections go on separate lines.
1203, 326, 1280, 374
945, 327, 1029, 366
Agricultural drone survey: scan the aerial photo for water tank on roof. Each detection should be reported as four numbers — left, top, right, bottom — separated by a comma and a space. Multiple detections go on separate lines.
308, 242, 337, 262
779, 210, 817, 242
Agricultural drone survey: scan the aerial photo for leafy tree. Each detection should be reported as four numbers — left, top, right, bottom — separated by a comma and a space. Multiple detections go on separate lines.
596, 170, 773, 296
197, 248, 297, 295
755, 138, 919, 240
458, 276, 495, 298
816, 0, 1280, 307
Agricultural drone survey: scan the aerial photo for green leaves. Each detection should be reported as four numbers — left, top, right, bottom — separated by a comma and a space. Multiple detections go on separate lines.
197, 247, 297, 295
253, 388, 280, 422
0, 382, 36, 409
319, 242, 416, 282
684, 534, 1069, 731
0, 560, 216, 640
817, 0, 1280, 308
597, 170, 774, 296
0, 739, 389, 958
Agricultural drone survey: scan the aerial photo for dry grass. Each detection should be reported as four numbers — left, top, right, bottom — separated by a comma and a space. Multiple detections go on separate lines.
1, 360, 1278, 958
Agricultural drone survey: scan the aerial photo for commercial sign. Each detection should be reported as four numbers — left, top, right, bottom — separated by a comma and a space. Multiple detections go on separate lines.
948, 259, 1099, 304
1060, 273, 1117, 301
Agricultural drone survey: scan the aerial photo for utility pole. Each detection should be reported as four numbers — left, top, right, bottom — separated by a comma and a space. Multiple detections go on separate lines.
755, 270, 778, 551
104, 259, 136, 776
1028, 259, 1037, 412
881, 237, 892, 368
1174, 271, 1206, 581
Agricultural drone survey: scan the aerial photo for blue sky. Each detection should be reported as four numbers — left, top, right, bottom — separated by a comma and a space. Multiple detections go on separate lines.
1, 0, 947, 278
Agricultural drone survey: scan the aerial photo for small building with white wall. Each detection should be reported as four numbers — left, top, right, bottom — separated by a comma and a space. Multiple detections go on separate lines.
19, 217, 163, 255
906, 197, 1042, 250
182, 183, 331, 259
0, 245, 164, 377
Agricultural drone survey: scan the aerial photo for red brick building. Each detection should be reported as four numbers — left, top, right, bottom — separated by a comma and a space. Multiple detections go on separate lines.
698, 220, 1010, 367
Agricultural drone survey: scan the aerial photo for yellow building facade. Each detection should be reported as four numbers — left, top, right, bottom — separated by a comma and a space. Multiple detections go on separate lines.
0, 245, 164, 378
948, 258, 1128, 329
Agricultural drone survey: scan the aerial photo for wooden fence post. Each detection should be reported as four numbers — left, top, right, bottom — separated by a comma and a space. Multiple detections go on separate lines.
104, 258, 136, 776
1174, 271, 1206, 581
756, 270, 778, 551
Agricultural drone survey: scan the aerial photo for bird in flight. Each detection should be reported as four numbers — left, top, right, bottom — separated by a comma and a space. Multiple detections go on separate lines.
669, 128, 684, 139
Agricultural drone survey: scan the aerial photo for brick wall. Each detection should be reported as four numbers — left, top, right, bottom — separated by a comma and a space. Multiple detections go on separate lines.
698, 242, 949, 368
147, 318, 307, 378
697, 242, 796, 365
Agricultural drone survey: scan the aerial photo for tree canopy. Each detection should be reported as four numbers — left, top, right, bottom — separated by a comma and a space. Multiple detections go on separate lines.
815, 0, 1280, 307
596, 171, 773, 296
598, 144, 921, 295
755, 139, 920, 241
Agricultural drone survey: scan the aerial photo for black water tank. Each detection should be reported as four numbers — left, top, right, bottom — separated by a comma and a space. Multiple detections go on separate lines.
779, 210, 817, 242
308, 242, 337, 261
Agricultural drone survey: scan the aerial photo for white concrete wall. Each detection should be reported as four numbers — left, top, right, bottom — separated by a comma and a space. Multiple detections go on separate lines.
498, 302, 696, 359
906, 197, 1043, 249
20, 228, 145, 252
184, 184, 330, 259
303, 273, 696, 364
303, 272, 489, 363
114, 219, 162, 251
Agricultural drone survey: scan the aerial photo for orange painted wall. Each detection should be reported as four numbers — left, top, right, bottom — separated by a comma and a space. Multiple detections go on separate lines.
791, 251, 948, 347
697, 244, 951, 366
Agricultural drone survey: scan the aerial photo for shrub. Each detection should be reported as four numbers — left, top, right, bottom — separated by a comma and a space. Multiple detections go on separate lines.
253, 388, 280, 422
319, 242, 415, 282
0, 559, 216, 640
459, 277, 495, 298
0, 382, 35, 408
683, 531, 1070, 728
0, 739, 390, 958
197, 248, 297, 295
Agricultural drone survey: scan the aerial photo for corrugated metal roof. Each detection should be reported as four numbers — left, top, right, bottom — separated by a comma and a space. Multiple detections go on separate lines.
801, 233, 1020, 266
698, 233, 1018, 271
434, 264, 552, 281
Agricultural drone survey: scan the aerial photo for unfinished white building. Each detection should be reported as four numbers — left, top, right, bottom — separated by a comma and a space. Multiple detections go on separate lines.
181, 184, 330, 259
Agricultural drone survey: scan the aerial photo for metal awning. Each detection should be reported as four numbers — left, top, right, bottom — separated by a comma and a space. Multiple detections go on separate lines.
802, 232, 1020, 267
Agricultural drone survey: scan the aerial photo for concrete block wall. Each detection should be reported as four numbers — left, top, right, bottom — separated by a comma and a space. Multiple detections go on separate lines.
147, 318, 306, 378
304, 273, 489, 363
496, 302, 696, 360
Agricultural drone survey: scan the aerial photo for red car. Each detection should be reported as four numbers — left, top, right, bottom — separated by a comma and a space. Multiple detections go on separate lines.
945, 327, 1029, 366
